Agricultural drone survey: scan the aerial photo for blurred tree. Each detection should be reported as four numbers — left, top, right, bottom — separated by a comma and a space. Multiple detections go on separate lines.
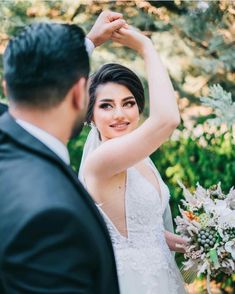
1, 0, 234, 103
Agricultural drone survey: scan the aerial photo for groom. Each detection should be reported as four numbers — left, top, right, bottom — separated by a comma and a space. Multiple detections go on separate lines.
0, 12, 125, 294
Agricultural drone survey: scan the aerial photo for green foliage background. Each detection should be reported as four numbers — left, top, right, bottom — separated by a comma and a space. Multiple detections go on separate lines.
0, 0, 234, 292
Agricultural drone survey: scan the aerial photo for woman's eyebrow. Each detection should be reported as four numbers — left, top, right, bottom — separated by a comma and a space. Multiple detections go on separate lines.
98, 96, 135, 103
122, 96, 135, 102
98, 98, 113, 103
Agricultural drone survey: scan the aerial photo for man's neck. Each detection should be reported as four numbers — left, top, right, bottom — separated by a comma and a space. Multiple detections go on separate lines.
9, 106, 70, 145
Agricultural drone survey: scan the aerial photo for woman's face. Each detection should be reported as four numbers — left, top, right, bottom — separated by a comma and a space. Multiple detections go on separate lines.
93, 82, 140, 141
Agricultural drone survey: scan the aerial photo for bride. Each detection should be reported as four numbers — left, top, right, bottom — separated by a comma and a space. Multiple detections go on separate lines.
79, 26, 187, 294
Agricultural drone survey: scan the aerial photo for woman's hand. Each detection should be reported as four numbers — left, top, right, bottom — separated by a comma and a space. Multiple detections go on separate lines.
111, 27, 153, 57
87, 11, 126, 47
165, 231, 189, 253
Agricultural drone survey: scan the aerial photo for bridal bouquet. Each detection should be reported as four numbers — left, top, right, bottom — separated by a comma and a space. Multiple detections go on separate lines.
175, 182, 235, 293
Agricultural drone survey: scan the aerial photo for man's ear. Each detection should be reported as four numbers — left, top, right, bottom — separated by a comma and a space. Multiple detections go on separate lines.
72, 77, 87, 110
2, 80, 7, 97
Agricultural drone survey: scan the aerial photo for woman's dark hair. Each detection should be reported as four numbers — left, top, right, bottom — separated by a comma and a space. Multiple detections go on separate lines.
87, 63, 145, 123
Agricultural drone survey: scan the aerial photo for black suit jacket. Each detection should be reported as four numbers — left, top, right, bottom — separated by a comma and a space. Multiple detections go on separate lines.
0, 102, 8, 115
0, 113, 120, 294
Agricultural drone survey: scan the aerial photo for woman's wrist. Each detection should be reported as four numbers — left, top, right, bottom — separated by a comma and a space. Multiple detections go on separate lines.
140, 39, 155, 58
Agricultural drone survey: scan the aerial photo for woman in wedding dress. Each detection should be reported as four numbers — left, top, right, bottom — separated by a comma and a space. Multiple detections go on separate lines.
79, 27, 187, 294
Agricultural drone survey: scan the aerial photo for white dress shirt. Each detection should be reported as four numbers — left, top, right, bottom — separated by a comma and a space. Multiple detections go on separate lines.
85, 37, 95, 55
15, 37, 95, 165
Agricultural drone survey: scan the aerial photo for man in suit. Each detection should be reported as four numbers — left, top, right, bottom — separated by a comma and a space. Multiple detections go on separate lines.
0, 11, 125, 294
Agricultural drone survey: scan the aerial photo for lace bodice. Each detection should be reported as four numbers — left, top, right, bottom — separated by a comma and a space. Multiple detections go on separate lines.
97, 159, 167, 232
97, 158, 169, 247
96, 158, 185, 294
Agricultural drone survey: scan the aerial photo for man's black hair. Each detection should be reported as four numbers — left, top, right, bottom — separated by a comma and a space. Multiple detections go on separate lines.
3, 22, 90, 108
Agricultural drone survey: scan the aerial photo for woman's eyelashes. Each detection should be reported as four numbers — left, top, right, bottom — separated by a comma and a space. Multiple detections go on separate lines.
99, 103, 112, 110
124, 101, 136, 108
99, 100, 136, 110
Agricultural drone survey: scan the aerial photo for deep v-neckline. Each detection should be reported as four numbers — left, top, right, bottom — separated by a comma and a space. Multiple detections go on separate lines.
96, 160, 164, 240
96, 169, 130, 241
132, 160, 163, 206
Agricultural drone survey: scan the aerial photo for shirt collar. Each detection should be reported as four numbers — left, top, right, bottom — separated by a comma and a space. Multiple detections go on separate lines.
16, 119, 70, 165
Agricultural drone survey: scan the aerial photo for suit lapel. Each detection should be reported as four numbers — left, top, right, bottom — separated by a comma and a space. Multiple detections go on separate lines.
0, 113, 112, 245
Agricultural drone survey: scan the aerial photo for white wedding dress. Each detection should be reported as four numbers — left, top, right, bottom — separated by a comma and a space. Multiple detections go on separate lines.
79, 128, 186, 294
96, 158, 186, 294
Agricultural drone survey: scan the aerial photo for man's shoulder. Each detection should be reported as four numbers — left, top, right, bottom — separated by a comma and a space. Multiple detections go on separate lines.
1, 150, 83, 202
0, 132, 86, 213
0, 123, 83, 194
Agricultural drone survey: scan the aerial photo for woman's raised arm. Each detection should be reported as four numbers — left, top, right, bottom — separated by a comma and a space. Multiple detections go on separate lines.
84, 28, 180, 179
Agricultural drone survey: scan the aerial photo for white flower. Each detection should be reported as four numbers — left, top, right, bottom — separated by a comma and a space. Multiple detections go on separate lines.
195, 183, 208, 202
218, 227, 226, 239
203, 197, 216, 213
183, 259, 195, 271
178, 181, 199, 207
218, 210, 235, 227
214, 200, 229, 214
230, 199, 235, 210
207, 199, 234, 226
198, 260, 209, 275
225, 240, 235, 260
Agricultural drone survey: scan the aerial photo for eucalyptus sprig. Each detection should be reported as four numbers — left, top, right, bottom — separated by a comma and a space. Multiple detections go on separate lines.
200, 84, 235, 128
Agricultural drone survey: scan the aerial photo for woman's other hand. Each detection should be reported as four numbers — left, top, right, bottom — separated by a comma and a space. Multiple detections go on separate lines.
87, 11, 127, 47
165, 231, 189, 253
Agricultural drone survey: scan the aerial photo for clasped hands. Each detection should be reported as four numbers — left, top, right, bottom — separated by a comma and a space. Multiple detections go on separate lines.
87, 10, 152, 56
87, 10, 127, 47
